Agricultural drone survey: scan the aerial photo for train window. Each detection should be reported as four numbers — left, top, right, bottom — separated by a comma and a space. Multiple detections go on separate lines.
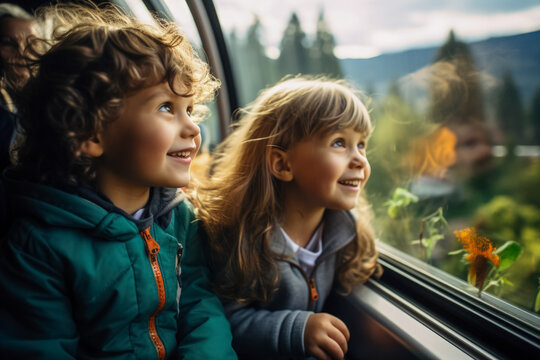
211, 0, 540, 322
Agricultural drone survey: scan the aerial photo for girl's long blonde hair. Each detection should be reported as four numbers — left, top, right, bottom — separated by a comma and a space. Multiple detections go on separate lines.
197, 76, 381, 302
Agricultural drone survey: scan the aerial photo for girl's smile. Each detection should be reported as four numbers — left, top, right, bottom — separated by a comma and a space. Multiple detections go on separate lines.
337, 176, 364, 191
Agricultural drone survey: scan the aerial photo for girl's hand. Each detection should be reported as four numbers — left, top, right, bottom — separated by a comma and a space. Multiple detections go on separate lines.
304, 313, 350, 360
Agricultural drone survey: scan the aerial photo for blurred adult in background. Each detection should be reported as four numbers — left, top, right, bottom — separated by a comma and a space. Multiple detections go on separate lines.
0, 3, 35, 172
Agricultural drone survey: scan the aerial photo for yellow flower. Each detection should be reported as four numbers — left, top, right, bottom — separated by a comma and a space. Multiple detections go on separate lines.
454, 227, 499, 291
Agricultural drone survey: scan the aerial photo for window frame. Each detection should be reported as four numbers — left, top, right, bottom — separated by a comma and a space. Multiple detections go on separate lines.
364, 242, 540, 359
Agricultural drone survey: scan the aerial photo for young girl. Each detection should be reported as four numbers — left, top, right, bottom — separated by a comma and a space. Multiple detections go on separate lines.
0, 3, 236, 359
197, 77, 382, 359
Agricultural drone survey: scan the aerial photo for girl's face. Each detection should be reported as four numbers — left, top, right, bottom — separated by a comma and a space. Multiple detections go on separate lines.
97, 82, 200, 192
284, 127, 370, 212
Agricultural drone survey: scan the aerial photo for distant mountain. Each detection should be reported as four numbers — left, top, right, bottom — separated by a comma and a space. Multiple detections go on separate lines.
341, 30, 540, 104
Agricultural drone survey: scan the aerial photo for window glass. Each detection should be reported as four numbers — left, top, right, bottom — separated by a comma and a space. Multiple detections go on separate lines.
213, 0, 540, 316
119, 0, 157, 24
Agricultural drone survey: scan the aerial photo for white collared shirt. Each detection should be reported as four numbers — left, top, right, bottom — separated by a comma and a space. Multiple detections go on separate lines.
280, 223, 324, 276
132, 208, 145, 220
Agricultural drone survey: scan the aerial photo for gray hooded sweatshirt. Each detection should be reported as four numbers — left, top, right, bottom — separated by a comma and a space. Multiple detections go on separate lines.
224, 209, 357, 359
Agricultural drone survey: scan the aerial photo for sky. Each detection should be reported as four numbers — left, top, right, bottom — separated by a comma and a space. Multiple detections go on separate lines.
212, 0, 540, 58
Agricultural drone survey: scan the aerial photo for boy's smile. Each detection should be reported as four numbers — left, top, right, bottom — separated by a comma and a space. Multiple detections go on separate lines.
93, 82, 200, 212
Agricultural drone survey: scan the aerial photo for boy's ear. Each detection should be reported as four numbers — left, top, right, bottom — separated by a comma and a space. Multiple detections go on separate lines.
267, 146, 293, 182
80, 134, 104, 158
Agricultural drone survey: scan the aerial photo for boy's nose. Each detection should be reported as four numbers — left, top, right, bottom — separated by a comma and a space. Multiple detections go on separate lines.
181, 118, 200, 138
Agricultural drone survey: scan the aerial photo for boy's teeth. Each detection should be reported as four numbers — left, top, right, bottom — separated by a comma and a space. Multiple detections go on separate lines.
170, 151, 190, 158
339, 180, 359, 186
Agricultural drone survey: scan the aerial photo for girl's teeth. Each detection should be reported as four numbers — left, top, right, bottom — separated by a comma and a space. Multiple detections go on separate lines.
339, 180, 359, 186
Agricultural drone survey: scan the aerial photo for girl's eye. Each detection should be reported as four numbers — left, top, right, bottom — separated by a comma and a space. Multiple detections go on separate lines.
331, 138, 345, 147
186, 107, 193, 117
158, 103, 172, 113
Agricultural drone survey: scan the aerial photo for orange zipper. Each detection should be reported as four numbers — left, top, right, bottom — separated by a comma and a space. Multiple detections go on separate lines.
308, 278, 319, 302
141, 227, 166, 360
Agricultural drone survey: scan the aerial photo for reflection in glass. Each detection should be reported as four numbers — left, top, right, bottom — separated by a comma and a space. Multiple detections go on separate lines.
213, 0, 540, 314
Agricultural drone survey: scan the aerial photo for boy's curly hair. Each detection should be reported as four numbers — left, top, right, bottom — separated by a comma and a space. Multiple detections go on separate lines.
11, 2, 219, 186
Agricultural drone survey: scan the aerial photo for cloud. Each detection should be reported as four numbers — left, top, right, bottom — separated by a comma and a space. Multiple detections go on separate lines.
334, 45, 381, 59
212, 0, 540, 57
368, 6, 540, 53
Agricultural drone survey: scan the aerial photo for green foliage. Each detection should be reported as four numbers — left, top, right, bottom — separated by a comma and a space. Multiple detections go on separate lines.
535, 278, 540, 312
414, 207, 448, 261
448, 237, 523, 295
471, 194, 540, 309
495, 159, 540, 207
495, 241, 522, 272
475, 195, 540, 241
483, 241, 523, 294
384, 187, 419, 218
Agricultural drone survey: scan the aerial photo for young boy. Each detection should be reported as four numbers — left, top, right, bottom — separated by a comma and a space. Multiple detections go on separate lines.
0, 3, 236, 359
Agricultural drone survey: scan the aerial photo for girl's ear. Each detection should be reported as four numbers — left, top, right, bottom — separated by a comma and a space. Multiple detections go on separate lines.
267, 146, 293, 182
80, 134, 104, 157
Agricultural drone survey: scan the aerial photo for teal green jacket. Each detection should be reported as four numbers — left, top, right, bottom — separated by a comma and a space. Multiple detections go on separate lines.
0, 174, 237, 360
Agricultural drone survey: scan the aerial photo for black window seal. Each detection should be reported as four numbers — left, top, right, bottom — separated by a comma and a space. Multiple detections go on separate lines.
374, 242, 540, 359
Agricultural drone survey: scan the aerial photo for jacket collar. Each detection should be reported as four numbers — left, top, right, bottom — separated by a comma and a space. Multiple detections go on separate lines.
270, 209, 357, 259
3, 171, 185, 240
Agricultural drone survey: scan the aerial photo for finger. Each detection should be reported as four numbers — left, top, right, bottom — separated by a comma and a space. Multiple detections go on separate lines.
331, 316, 350, 341
320, 336, 345, 360
327, 324, 348, 355
310, 345, 332, 360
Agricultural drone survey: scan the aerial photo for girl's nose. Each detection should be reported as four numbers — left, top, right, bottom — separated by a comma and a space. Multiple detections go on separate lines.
350, 149, 368, 169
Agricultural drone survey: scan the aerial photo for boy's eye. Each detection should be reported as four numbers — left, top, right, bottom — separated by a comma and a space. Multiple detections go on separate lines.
357, 141, 366, 150
331, 138, 345, 147
158, 103, 172, 113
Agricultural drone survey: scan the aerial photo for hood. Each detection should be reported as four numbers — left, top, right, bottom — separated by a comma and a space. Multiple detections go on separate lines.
2, 171, 185, 241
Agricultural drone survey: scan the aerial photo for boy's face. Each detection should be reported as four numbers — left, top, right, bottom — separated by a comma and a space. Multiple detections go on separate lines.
98, 82, 200, 191
284, 128, 370, 211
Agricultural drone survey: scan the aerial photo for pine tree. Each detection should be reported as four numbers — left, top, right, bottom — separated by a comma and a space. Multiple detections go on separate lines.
531, 86, 540, 145
240, 17, 275, 104
226, 29, 241, 82
496, 71, 526, 143
277, 12, 309, 77
429, 30, 484, 124
309, 10, 342, 78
